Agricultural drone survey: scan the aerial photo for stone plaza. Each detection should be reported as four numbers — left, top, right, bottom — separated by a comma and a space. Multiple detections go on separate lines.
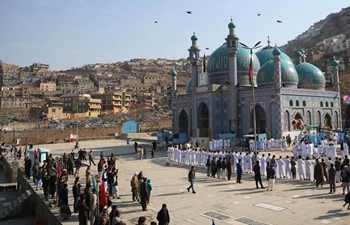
1, 134, 350, 225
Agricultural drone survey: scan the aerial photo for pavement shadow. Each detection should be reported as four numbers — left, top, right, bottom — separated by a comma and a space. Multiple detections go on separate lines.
314, 208, 350, 220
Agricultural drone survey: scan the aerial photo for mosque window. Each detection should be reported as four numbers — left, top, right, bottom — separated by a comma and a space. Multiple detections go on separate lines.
326, 102, 329, 107
331, 102, 334, 107
303, 101, 306, 107
320, 102, 323, 107
296, 100, 299, 107
289, 100, 293, 106
284, 111, 290, 131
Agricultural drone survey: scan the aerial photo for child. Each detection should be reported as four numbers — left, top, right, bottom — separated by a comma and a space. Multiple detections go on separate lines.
343, 192, 350, 210
36, 167, 43, 190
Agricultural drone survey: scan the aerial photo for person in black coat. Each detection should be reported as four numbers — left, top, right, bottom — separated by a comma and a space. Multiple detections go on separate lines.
253, 161, 264, 189
140, 177, 149, 211
157, 203, 170, 225
216, 157, 222, 179
24, 156, 32, 179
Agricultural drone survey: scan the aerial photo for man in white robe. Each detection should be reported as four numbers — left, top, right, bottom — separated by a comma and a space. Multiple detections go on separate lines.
260, 154, 266, 176
305, 157, 311, 180
277, 156, 285, 178
284, 156, 291, 178
297, 156, 306, 180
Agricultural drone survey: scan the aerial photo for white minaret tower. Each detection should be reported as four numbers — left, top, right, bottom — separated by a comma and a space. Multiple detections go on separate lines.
273, 45, 283, 139
171, 69, 177, 98
188, 32, 201, 91
331, 56, 340, 92
226, 19, 239, 134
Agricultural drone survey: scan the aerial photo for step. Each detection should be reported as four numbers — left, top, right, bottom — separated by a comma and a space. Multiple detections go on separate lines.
4, 207, 9, 215
21, 192, 27, 199
17, 196, 23, 203
13, 199, 19, 207
26, 190, 32, 196
0, 210, 6, 219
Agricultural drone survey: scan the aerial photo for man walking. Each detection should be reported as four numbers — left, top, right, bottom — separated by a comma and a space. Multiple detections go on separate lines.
267, 164, 276, 191
253, 161, 264, 188
187, 166, 196, 193
88, 150, 96, 166
157, 203, 170, 225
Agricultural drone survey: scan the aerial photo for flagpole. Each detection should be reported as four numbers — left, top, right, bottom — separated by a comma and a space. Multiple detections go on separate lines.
241, 41, 261, 162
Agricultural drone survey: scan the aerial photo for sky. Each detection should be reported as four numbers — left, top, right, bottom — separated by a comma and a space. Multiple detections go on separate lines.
0, 0, 349, 71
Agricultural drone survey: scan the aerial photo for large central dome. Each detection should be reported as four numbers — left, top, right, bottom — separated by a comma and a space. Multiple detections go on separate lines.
207, 42, 260, 86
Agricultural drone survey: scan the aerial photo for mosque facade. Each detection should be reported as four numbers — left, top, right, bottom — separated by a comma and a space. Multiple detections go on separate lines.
171, 21, 342, 140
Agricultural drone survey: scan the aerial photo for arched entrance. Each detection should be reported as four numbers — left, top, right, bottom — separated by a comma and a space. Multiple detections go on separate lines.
178, 110, 188, 134
323, 113, 332, 129
292, 113, 304, 130
198, 103, 209, 137
252, 104, 266, 133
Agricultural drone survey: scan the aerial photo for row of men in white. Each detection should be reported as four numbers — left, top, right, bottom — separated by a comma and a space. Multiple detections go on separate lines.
293, 140, 349, 160
167, 145, 343, 180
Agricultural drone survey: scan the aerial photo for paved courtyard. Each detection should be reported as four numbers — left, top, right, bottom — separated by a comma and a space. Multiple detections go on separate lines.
2, 136, 350, 225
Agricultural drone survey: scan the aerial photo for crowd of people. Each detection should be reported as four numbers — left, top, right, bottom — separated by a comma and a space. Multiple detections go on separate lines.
168, 139, 350, 204
21, 145, 172, 225
8, 133, 350, 225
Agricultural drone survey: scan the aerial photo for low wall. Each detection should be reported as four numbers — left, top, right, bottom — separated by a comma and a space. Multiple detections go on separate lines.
0, 153, 12, 182
17, 171, 61, 225
2, 127, 119, 145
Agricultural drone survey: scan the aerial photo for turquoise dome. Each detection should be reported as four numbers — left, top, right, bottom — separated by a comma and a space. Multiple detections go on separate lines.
272, 47, 281, 56
330, 60, 339, 67
295, 62, 325, 90
228, 21, 236, 29
207, 42, 260, 86
191, 33, 198, 41
257, 59, 298, 88
256, 47, 293, 67
186, 79, 192, 93
171, 70, 177, 77
295, 51, 302, 57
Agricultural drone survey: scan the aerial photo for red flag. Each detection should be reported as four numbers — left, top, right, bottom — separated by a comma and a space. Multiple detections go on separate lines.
100, 182, 107, 207
57, 160, 61, 180
248, 56, 253, 86
76, 101, 79, 106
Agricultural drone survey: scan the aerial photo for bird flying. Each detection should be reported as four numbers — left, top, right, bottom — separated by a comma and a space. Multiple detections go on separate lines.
277, 20, 282, 23
257, 13, 261, 16
186, 11, 192, 14
205, 47, 209, 50
155, 21, 158, 23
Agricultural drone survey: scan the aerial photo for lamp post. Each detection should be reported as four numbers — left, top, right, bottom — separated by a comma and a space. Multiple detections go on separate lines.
75, 92, 80, 148
240, 41, 261, 161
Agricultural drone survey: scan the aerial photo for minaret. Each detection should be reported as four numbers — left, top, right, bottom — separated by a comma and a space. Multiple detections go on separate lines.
273, 45, 283, 138
331, 56, 340, 92
188, 32, 201, 91
273, 45, 282, 88
171, 69, 177, 98
295, 51, 302, 65
225, 18, 239, 134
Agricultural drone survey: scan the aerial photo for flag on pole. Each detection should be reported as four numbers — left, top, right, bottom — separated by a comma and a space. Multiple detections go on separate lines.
248, 54, 253, 86
212, 219, 216, 225
100, 181, 107, 207
91, 175, 97, 190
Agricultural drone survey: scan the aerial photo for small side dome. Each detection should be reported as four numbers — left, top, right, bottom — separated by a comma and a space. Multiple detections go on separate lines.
171, 70, 177, 77
295, 51, 302, 57
296, 62, 325, 90
257, 59, 298, 88
330, 60, 339, 67
272, 47, 281, 56
186, 79, 192, 94
256, 47, 293, 68
191, 33, 198, 41
228, 21, 236, 29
